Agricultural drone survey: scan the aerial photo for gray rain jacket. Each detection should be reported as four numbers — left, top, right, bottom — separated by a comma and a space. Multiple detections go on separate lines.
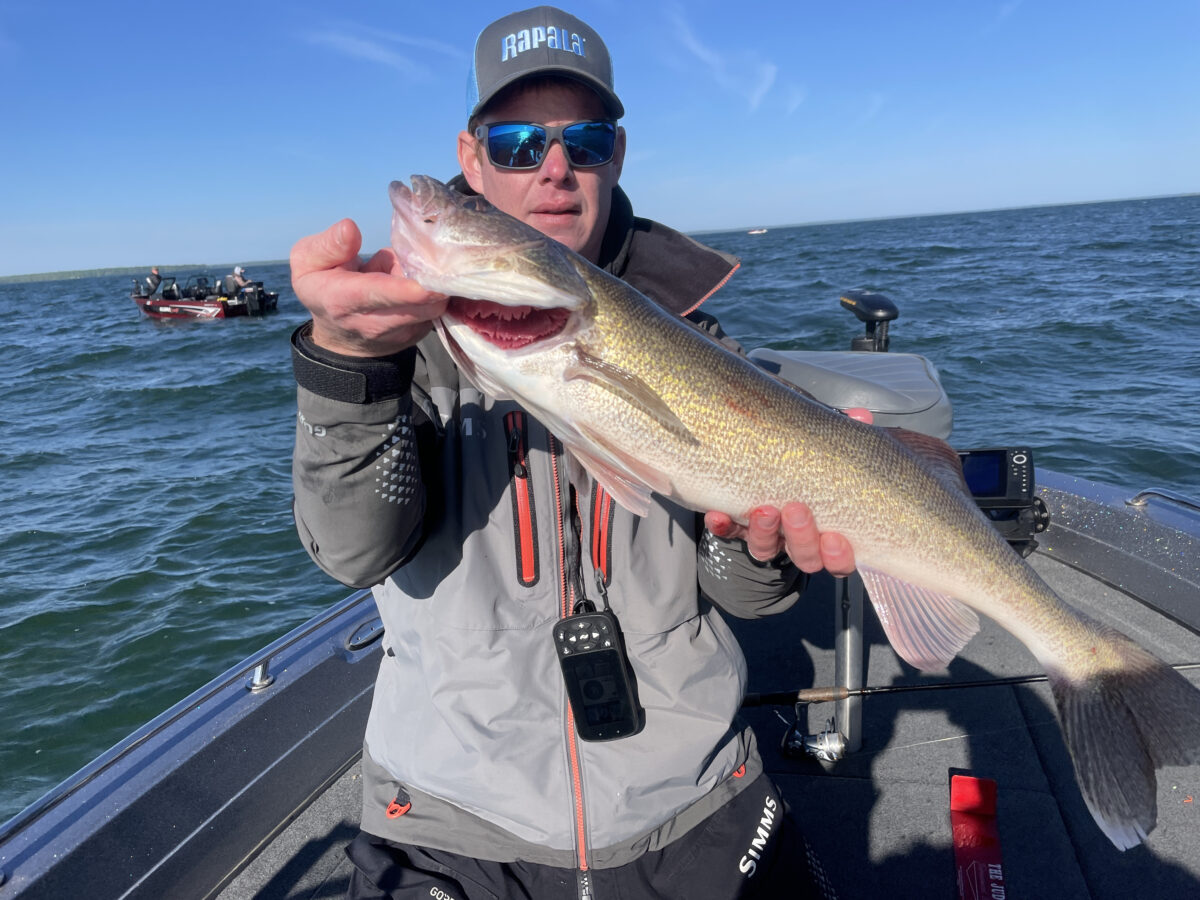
291, 181, 807, 871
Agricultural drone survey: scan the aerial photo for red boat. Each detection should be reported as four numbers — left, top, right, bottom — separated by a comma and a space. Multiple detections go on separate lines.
132, 274, 278, 320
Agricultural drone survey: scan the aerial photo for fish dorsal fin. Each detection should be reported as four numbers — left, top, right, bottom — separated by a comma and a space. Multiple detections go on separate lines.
889, 427, 971, 495
566, 350, 699, 447
858, 565, 981, 671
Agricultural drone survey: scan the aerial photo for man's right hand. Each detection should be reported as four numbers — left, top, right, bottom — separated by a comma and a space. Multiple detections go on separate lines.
290, 219, 448, 357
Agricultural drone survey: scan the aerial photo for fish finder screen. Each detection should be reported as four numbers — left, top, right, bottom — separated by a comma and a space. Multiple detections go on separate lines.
960, 451, 1005, 498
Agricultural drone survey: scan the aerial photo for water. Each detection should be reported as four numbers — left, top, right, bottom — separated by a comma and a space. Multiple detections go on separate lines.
1, 195, 1198, 822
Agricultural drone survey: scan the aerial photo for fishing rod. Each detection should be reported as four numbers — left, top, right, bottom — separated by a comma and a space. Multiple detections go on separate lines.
741, 662, 1200, 708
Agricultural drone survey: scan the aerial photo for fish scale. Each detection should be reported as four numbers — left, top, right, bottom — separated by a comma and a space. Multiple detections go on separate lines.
388, 174, 1200, 851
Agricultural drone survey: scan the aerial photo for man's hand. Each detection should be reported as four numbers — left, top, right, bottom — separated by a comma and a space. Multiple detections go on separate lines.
704, 503, 857, 577
290, 219, 448, 357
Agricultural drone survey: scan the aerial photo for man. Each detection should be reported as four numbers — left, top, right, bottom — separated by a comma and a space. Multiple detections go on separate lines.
225, 265, 251, 294
289, 7, 856, 898
145, 266, 162, 295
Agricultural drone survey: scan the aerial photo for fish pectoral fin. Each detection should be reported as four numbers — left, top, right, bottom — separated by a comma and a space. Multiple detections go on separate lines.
566, 353, 699, 447
888, 428, 971, 496
858, 566, 980, 671
568, 422, 675, 517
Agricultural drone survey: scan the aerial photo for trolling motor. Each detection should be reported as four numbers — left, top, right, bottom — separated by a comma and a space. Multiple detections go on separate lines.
840, 289, 898, 352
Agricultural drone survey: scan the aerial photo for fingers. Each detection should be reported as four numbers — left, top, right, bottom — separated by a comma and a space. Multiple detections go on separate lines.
703, 510, 737, 539
843, 407, 874, 424
744, 507, 784, 562
290, 220, 448, 357
290, 219, 362, 278
780, 503, 824, 573
706, 502, 858, 577
818, 532, 857, 577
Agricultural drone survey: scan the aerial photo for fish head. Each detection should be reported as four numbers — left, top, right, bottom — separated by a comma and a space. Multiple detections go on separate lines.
389, 175, 592, 314
389, 175, 600, 403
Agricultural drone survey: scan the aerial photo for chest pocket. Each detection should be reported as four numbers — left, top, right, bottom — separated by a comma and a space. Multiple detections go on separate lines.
504, 411, 540, 588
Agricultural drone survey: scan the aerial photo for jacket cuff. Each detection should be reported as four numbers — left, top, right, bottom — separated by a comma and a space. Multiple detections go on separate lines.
290, 321, 416, 404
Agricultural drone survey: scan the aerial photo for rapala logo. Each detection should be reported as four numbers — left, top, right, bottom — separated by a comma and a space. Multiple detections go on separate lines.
500, 26, 586, 61
737, 794, 778, 877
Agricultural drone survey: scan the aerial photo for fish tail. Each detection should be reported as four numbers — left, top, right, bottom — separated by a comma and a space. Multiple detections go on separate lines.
1047, 628, 1200, 850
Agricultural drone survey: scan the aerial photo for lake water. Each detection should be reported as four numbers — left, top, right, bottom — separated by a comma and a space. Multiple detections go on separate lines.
2, 194, 1197, 822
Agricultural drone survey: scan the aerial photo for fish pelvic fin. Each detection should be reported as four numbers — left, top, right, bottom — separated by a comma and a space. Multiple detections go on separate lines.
858, 566, 981, 671
566, 351, 700, 447
570, 422, 675, 517
1048, 629, 1200, 850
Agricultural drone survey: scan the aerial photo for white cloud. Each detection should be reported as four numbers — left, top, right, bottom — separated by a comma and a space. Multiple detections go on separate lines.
856, 92, 887, 126
785, 84, 808, 117
303, 30, 431, 77
299, 22, 465, 77
667, 6, 778, 112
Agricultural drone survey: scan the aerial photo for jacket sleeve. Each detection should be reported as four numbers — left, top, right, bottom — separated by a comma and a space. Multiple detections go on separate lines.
697, 530, 809, 619
291, 323, 433, 588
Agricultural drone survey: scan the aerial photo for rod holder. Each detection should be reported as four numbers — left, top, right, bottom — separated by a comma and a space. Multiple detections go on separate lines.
246, 659, 276, 692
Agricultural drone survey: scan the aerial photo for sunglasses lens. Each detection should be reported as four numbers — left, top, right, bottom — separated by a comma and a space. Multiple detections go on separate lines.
562, 122, 616, 166
486, 123, 547, 169
483, 122, 617, 169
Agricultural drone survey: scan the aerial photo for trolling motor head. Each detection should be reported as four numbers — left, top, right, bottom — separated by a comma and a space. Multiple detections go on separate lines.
840, 289, 899, 352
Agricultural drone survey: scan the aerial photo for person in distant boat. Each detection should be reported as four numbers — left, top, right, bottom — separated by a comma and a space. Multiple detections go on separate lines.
287, 7, 863, 899
145, 266, 162, 294
225, 266, 251, 295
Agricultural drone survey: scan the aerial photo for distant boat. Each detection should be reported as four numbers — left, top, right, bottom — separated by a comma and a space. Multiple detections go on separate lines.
747, 228, 768, 235
130, 274, 278, 320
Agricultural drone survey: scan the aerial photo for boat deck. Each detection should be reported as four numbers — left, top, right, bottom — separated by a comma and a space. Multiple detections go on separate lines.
217, 551, 1200, 899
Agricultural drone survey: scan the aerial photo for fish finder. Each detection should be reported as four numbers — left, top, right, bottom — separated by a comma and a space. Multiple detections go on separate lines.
957, 447, 1049, 556
957, 447, 1034, 508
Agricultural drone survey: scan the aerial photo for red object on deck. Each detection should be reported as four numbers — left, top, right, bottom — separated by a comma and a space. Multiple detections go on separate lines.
951, 774, 1006, 899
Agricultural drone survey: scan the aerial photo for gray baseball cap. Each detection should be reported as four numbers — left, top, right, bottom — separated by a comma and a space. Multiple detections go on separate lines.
466, 6, 624, 121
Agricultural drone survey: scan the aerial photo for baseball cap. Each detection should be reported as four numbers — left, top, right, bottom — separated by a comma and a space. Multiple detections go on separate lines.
234, 266, 244, 275
467, 6, 623, 122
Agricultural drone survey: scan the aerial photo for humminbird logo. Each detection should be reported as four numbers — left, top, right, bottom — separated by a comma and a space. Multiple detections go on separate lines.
501, 26, 587, 61
737, 794, 779, 877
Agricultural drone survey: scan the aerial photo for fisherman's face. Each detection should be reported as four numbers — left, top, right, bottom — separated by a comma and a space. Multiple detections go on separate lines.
459, 80, 625, 264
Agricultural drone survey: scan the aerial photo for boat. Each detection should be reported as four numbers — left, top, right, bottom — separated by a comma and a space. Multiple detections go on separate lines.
131, 274, 279, 320
748, 227, 768, 235
3, 291, 1198, 899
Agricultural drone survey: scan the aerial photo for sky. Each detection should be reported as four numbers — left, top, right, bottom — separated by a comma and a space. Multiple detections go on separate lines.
1, 0, 1197, 277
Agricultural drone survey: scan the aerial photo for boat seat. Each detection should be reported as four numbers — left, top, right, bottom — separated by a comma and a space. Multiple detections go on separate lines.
749, 348, 952, 439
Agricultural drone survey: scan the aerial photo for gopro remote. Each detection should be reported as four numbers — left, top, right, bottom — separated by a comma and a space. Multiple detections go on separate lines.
554, 610, 643, 741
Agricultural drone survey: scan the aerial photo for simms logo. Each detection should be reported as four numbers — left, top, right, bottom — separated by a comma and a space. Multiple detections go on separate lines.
501, 26, 586, 61
738, 794, 779, 877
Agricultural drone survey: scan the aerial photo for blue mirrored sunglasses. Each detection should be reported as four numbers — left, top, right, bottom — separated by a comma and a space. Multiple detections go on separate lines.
473, 120, 617, 170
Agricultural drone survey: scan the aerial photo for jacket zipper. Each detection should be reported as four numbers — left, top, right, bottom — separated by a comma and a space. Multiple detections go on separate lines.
504, 412, 539, 586
548, 436, 593, 893
590, 483, 613, 586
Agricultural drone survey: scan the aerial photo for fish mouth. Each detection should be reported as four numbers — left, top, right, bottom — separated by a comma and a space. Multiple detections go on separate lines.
446, 298, 571, 350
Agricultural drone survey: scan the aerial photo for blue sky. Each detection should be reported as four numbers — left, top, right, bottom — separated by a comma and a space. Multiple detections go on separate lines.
1, 1, 1196, 277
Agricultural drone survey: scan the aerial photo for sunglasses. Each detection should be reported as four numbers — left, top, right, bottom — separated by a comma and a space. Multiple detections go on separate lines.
473, 120, 618, 170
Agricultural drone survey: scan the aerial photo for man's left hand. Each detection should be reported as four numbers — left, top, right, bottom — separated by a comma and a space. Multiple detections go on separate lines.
704, 503, 857, 577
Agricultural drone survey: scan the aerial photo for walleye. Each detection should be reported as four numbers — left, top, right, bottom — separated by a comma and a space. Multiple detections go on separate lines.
388, 174, 1200, 850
